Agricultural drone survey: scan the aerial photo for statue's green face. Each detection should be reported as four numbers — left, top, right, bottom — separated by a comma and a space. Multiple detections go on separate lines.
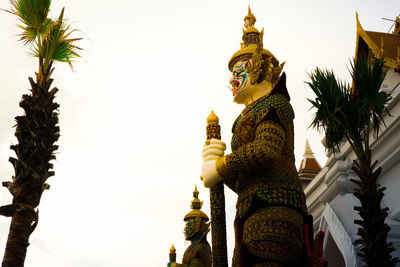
184, 218, 196, 240
230, 60, 251, 102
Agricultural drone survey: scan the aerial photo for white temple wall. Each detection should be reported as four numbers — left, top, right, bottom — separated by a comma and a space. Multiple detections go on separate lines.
305, 68, 400, 266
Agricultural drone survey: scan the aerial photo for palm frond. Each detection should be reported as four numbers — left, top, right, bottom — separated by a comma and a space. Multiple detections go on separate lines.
306, 68, 351, 152
32, 8, 81, 73
307, 57, 392, 159
7, 0, 51, 44
351, 57, 392, 137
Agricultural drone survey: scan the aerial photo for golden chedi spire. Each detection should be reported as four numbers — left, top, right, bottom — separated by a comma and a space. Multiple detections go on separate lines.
184, 186, 209, 222
298, 140, 322, 189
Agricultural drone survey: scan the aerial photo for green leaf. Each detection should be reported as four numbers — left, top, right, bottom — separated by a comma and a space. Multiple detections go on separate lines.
7, 0, 51, 44
307, 57, 392, 159
36, 8, 82, 73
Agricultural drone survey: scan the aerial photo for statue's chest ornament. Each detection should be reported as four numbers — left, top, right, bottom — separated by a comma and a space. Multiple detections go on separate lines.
235, 113, 256, 148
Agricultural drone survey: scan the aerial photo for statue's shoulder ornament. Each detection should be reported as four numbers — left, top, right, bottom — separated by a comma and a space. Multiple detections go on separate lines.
255, 73, 294, 128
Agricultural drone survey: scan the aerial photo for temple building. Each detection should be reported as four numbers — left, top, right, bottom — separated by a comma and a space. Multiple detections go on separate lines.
304, 14, 400, 266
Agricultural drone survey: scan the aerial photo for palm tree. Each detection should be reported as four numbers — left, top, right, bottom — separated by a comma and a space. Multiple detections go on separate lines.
0, 1, 81, 266
307, 56, 399, 267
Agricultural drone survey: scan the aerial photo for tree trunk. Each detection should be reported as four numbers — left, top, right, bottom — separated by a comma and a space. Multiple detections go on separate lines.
2, 211, 34, 267
1, 74, 59, 266
351, 150, 399, 267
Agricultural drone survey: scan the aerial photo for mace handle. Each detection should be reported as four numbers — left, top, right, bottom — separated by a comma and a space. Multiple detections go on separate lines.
206, 111, 228, 267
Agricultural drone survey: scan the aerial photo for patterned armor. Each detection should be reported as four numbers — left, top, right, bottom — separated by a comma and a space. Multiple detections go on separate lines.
217, 75, 307, 267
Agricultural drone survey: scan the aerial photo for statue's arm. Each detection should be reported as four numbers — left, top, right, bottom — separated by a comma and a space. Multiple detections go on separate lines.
217, 119, 286, 177
171, 244, 211, 267
219, 172, 237, 191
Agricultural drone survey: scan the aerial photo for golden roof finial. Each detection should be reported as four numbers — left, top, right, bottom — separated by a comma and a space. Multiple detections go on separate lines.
393, 16, 400, 35
207, 110, 219, 124
170, 244, 176, 254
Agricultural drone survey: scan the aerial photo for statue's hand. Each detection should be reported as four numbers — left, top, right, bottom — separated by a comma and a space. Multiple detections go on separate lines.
202, 138, 226, 162
200, 159, 222, 188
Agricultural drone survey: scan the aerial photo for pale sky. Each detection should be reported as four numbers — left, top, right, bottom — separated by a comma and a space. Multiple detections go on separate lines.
0, 0, 398, 266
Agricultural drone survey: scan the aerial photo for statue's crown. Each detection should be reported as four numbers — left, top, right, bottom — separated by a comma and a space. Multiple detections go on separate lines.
183, 186, 209, 222
228, 6, 279, 71
244, 5, 256, 27
242, 5, 260, 46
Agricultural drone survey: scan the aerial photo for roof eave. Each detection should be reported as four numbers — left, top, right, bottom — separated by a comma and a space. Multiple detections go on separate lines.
355, 12, 400, 69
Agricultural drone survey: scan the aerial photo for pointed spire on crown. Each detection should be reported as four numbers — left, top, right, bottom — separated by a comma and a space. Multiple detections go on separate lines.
242, 5, 261, 46
184, 185, 209, 222
244, 5, 257, 29
191, 185, 202, 210
228, 5, 280, 80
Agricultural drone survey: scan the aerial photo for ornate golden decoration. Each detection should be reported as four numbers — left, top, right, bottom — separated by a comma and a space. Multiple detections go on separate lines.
393, 16, 400, 35
248, 28, 264, 84
379, 37, 385, 58
169, 244, 176, 262
228, 6, 284, 87
216, 156, 231, 178
184, 186, 209, 222
397, 47, 400, 66
206, 111, 221, 141
206, 110, 219, 124
244, 5, 256, 28
355, 12, 400, 69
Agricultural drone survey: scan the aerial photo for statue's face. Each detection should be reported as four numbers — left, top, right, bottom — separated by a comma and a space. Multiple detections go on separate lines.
244, 18, 251, 28
184, 218, 196, 240
230, 60, 251, 103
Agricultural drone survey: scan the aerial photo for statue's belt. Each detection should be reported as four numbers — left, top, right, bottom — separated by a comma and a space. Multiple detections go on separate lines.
236, 177, 307, 218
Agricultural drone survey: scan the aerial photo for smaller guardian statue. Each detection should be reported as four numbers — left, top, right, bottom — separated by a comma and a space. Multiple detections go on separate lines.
167, 186, 212, 267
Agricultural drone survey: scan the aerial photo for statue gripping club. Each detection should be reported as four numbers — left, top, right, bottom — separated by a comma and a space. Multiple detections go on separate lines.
201, 6, 308, 267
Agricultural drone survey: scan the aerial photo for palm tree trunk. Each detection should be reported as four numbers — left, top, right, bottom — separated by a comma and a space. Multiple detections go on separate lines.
1, 74, 59, 266
2, 210, 35, 267
351, 150, 399, 267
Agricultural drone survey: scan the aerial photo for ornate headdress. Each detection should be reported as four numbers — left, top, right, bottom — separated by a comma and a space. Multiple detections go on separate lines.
244, 5, 256, 28
228, 6, 285, 85
184, 186, 209, 222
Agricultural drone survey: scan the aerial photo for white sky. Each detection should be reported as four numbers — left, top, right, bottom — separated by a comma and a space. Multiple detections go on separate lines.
0, 0, 398, 266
